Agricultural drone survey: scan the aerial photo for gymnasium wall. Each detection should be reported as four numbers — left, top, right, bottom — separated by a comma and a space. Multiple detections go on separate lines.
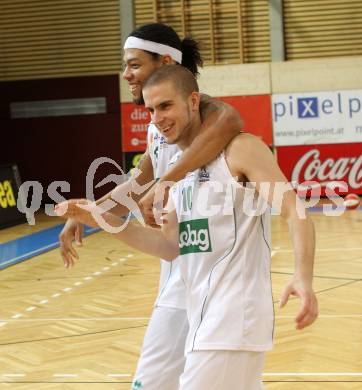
0, 0, 122, 80
120, 55, 362, 132
121, 56, 362, 100
0, 75, 121, 201
0, 0, 124, 202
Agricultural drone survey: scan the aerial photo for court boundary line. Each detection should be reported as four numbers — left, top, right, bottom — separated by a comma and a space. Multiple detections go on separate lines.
1, 314, 362, 321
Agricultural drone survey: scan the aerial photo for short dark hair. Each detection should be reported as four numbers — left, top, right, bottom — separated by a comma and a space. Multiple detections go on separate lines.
143, 64, 199, 99
129, 23, 203, 77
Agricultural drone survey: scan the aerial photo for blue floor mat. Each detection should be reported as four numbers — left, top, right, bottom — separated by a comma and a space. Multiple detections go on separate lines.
0, 224, 99, 270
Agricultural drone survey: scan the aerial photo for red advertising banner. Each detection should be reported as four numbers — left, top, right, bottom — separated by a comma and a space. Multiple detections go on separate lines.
121, 95, 273, 152
121, 103, 150, 152
276, 143, 362, 195
218, 95, 273, 145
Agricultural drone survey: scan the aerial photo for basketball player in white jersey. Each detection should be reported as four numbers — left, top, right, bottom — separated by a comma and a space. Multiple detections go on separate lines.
58, 65, 318, 389
59, 23, 243, 390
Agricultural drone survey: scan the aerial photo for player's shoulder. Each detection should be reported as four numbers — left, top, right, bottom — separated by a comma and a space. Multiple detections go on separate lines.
226, 132, 266, 156
225, 133, 273, 177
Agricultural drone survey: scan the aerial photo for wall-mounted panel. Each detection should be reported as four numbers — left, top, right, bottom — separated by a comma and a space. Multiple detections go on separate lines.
0, 0, 122, 80
284, 0, 362, 60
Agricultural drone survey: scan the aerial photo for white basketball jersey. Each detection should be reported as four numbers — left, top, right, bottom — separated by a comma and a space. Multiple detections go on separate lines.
171, 152, 274, 353
147, 124, 186, 309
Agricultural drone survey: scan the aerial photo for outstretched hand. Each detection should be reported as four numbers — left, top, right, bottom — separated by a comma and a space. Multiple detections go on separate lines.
56, 199, 99, 229
59, 218, 84, 268
279, 277, 318, 330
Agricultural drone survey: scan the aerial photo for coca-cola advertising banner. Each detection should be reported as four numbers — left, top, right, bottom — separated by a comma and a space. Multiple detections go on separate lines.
276, 143, 362, 195
121, 95, 273, 152
273, 90, 362, 146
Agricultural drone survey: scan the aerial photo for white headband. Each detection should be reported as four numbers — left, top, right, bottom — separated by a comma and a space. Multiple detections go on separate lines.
124, 36, 182, 64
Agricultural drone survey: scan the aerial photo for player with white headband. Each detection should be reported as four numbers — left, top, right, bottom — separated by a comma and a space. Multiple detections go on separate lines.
59, 23, 243, 390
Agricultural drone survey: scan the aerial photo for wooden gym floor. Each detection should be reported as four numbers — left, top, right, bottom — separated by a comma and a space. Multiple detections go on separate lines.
0, 208, 361, 389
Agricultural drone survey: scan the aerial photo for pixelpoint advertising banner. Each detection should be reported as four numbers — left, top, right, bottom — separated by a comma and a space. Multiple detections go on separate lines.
276, 143, 362, 195
272, 90, 362, 146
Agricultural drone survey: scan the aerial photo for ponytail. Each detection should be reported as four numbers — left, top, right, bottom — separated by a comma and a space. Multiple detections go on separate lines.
181, 37, 203, 77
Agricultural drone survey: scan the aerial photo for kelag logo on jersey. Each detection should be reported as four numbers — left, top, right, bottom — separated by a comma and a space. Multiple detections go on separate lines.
179, 218, 212, 255
297, 97, 318, 119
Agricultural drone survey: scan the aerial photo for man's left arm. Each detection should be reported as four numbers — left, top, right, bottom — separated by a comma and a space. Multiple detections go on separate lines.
231, 134, 318, 330
140, 96, 243, 225
278, 195, 317, 329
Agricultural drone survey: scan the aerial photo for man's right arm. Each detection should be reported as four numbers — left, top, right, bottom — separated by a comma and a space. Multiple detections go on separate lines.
59, 150, 155, 267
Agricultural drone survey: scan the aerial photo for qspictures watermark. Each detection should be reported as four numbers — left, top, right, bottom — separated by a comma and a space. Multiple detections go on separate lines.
14, 157, 360, 230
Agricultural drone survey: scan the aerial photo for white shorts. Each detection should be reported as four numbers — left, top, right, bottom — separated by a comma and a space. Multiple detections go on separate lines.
179, 350, 265, 390
131, 306, 188, 390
